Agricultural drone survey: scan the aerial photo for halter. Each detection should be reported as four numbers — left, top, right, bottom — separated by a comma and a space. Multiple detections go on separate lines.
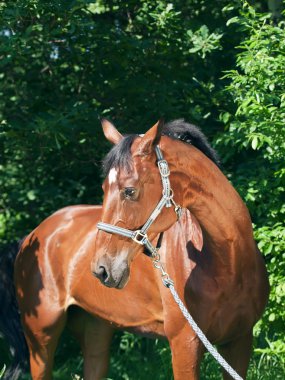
97, 146, 182, 257
97, 145, 245, 380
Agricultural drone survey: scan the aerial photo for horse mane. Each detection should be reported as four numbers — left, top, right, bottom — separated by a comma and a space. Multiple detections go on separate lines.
102, 119, 220, 175
163, 119, 220, 166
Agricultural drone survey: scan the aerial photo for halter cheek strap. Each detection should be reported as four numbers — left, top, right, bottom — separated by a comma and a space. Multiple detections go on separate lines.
97, 146, 182, 257
97, 146, 244, 380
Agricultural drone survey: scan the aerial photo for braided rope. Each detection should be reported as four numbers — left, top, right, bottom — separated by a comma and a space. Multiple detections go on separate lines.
98, 141, 243, 380
168, 284, 244, 380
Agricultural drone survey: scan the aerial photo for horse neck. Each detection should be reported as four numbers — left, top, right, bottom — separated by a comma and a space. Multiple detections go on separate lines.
164, 141, 255, 260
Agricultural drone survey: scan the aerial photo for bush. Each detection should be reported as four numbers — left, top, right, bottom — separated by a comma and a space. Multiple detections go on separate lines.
218, 1, 285, 359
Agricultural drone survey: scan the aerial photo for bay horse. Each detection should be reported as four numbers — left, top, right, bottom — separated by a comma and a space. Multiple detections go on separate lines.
13, 204, 202, 379
91, 119, 269, 379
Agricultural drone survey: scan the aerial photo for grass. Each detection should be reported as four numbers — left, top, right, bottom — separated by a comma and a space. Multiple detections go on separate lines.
2, 331, 284, 379
53, 332, 285, 380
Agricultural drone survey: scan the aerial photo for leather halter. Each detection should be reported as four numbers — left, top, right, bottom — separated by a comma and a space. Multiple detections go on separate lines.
97, 146, 182, 257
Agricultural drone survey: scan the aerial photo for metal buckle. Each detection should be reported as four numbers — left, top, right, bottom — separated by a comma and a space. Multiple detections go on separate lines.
162, 276, 174, 288
132, 230, 148, 245
163, 188, 173, 199
175, 205, 183, 220
158, 160, 170, 177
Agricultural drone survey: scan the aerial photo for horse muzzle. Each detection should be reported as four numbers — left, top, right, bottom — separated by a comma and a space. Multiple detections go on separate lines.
91, 254, 130, 289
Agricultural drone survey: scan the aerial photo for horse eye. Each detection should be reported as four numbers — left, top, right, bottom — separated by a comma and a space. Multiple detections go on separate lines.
123, 188, 138, 200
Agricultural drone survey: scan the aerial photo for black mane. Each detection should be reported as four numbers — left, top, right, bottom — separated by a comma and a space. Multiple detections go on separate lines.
163, 119, 220, 165
102, 119, 220, 175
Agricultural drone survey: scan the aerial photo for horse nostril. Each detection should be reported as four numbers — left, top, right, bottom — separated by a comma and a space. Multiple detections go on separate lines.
96, 265, 109, 283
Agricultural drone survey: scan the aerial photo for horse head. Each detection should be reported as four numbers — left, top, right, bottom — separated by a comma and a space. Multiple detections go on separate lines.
91, 119, 203, 288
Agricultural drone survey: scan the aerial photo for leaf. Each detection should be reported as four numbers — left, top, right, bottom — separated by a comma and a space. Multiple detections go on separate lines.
251, 136, 258, 150
226, 16, 239, 26
0, 365, 6, 378
27, 190, 36, 201
264, 243, 273, 255
55, 134, 61, 149
221, 112, 231, 124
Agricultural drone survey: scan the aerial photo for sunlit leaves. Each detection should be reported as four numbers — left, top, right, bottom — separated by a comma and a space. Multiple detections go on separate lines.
187, 25, 223, 58
0, 0, 284, 374
218, 1, 285, 356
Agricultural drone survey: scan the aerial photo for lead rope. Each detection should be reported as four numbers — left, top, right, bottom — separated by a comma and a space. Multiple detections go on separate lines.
152, 252, 244, 380
98, 145, 243, 380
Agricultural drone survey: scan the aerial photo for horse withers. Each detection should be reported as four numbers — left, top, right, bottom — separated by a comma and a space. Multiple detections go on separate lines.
92, 119, 269, 379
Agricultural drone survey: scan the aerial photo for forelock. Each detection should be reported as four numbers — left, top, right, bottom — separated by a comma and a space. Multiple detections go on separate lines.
102, 134, 138, 176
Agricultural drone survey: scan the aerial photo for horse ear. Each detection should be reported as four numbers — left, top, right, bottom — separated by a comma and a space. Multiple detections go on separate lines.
138, 119, 164, 155
101, 119, 123, 145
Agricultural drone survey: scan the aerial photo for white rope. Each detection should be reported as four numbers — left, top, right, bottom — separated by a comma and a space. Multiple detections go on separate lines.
97, 142, 243, 380
168, 284, 244, 380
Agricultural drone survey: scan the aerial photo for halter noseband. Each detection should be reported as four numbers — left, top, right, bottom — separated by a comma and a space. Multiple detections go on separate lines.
97, 146, 182, 257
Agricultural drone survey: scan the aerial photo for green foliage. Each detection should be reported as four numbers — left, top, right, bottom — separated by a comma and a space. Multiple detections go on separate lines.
23, 331, 285, 380
223, 5, 285, 161
0, 0, 240, 243
0, 0, 284, 378
187, 25, 223, 58
0, 365, 5, 379
108, 333, 172, 380
218, 0, 285, 358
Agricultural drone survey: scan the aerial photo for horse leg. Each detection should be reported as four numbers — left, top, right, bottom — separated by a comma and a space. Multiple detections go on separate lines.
167, 325, 204, 380
218, 331, 253, 380
23, 311, 66, 380
81, 319, 114, 380
68, 308, 114, 380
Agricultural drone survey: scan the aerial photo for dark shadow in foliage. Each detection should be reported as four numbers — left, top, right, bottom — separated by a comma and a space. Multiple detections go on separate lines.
0, 241, 29, 380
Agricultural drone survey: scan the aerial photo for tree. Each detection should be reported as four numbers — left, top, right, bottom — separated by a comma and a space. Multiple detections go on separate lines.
0, 0, 240, 243
0, 0, 284, 378
218, 1, 285, 360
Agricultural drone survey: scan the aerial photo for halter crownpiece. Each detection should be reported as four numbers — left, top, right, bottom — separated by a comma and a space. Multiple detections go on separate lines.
97, 145, 182, 257
97, 141, 244, 380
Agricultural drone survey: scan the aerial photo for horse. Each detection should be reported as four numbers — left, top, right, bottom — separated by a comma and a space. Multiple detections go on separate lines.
13, 204, 202, 379
91, 118, 270, 379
